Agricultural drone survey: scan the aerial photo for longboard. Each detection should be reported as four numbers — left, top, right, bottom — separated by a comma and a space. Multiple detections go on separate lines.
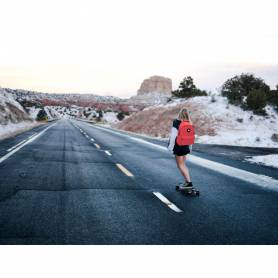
176, 184, 200, 197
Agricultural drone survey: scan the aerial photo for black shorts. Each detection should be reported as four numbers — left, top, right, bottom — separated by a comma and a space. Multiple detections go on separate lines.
173, 144, 190, 156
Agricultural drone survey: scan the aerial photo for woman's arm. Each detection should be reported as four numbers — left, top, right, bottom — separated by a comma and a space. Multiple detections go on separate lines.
188, 111, 193, 125
167, 126, 178, 152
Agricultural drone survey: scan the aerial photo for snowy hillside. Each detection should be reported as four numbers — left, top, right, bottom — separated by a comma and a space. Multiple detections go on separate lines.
115, 95, 278, 148
5, 88, 123, 105
0, 88, 40, 140
0, 88, 30, 123
0, 88, 32, 125
189, 96, 278, 148
0, 86, 125, 140
1, 87, 141, 124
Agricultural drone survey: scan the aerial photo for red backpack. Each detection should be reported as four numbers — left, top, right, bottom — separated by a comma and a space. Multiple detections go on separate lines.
176, 120, 195, 146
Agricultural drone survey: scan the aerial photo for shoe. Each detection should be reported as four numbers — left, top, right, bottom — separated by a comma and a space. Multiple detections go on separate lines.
180, 182, 193, 189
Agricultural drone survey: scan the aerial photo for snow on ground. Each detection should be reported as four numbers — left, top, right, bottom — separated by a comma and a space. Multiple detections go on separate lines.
103, 112, 119, 124
44, 106, 60, 120
246, 154, 278, 168
0, 88, 33, 127
116, 95, 278, 148
0, 121, 43, 141
27, 106, 40, 120
187, 96, 278, 148
0, 89, 26, 113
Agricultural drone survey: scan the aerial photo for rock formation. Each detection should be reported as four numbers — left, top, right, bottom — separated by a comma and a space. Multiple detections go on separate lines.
137, 76, 172, 95
129, 75, 172, 105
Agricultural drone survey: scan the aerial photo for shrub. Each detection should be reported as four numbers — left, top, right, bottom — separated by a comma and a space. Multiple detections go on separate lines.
117, 111, 130, 121
210, 95, 216, 103
117, 112, 125, 121
172, 76, 207, 98
266, 89, 278, 110
96, 110, 103, 122
271, 133, 278, 143
225, 88, 242, 105
221, 73, 270, 105
246, 89, 267, 115
98, 110, 103, 118
36, 109, 48, 121
83, 110, 91, 118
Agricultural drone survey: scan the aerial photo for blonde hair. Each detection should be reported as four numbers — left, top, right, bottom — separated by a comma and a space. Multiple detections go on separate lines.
178, 108, 189, 121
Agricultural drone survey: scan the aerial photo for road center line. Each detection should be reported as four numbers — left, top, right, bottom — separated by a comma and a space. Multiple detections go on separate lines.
0, 123, 56, 164
116, 163, 134, 177
105, 150, 112, 156
153, 192, 183, 213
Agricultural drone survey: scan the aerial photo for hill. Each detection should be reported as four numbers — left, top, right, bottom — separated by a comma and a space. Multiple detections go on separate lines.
0, 88, 41, 140
114, 95, 278, 148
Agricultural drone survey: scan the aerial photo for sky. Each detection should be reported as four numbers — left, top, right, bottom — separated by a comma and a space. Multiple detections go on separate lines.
0, 0, 277, 98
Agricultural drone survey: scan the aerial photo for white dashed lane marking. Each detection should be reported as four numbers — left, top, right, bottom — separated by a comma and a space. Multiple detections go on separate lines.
105, 150, 112, 156
153, 192, 183, 213
116, 163, 134, 177
94, 143, 100, 149
90, 138, 95, 142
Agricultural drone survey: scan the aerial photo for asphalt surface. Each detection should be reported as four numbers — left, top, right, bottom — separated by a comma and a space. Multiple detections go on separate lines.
0, 119, 278, 244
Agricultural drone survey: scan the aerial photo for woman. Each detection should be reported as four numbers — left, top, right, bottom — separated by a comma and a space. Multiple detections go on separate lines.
168, 108, 193, 188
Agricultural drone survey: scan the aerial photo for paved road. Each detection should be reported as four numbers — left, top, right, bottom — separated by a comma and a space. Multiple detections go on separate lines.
0, 119, 278, 244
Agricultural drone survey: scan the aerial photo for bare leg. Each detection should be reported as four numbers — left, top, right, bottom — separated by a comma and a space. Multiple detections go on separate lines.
175, 155, 191, 183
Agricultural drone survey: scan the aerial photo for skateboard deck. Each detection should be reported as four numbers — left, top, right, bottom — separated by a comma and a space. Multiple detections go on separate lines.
176, 184, 200, 196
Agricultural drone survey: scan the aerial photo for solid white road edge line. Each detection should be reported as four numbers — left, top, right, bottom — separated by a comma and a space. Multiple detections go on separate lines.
5, 133, 38, 151
116, 163, 134, 177
90, 124, 278, 191
130, 137, 167, 151
28, 133, 37, 139
132, 138, 278, 191
105, 150, 112, 156
153, 192, 183, 213
7, 139, 27, 152
0, 123, 56, 164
